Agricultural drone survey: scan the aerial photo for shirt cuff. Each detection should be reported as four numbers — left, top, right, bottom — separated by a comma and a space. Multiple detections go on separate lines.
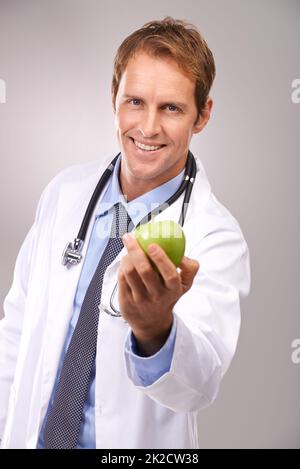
124, 314, 177, 387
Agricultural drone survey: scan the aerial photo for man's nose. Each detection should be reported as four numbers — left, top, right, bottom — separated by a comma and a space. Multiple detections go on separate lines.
139, 110, 162, 137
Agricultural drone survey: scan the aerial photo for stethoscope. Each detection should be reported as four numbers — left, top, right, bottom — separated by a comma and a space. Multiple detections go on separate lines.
61, 150, 197, 316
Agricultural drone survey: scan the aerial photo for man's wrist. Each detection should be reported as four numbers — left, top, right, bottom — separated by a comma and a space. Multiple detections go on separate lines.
132, 318, 173, 357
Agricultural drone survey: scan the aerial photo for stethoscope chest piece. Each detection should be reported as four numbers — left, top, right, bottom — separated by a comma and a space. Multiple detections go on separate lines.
62, 238, 84, 268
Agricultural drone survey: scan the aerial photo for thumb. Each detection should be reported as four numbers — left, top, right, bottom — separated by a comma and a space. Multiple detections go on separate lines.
178, 256, 200, 293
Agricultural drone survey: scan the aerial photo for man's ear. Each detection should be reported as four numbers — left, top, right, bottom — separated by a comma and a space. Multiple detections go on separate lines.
193, 97, 213, 134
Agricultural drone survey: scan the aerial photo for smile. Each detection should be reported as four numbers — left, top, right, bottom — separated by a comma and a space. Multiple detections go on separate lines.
131, 138, 166, 152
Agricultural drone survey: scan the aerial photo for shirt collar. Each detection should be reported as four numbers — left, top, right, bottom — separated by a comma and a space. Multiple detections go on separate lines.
95, 154, 184, 227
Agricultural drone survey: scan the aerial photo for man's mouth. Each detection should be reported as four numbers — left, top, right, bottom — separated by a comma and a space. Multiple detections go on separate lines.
129, 137, 166, 153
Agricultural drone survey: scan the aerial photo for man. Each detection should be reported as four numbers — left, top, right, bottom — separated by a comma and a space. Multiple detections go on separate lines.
0, 17, 250, 449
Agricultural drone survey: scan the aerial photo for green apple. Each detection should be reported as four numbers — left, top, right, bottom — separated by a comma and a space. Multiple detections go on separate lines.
134, 220, 186, 268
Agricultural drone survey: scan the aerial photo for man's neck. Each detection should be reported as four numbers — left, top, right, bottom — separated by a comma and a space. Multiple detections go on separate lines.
118, 158, 186, 202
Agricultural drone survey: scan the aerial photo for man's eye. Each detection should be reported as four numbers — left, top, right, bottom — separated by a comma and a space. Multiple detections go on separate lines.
129, 99, 141, 106
166, 104, 179, 112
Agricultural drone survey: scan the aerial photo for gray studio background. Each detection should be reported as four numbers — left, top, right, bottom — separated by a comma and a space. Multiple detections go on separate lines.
0, 0, 299, 449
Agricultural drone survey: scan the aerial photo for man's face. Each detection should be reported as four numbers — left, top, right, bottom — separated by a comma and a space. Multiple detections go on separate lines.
113, 51, 211, 198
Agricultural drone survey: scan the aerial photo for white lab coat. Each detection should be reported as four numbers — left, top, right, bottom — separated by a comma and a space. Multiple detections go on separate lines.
0, 153, 250, 449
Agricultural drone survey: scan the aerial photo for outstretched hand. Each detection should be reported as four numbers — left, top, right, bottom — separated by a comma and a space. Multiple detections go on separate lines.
118, 233, 199, 356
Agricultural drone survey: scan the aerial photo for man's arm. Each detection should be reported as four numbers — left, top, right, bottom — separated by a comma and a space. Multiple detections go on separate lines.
121, 224, 250, 413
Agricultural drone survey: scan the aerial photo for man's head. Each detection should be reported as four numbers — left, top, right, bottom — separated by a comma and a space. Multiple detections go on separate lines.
112, 17, 215, 122
111, 17, 216, 200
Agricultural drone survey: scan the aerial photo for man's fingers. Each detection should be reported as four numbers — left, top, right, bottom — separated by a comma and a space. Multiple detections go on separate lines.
122, 233, 162, 294
118, 268, 133, 303
146, 243, 181, 291
122, 233, 198, 295
178, 256, 200, 291
121, 261, 148, 303
178, 256, 200, 271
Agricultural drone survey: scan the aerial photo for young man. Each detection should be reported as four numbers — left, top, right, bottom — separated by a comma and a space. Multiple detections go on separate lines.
0, 17, 250, 449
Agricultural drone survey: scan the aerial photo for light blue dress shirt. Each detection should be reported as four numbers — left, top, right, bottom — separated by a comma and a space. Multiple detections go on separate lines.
38, 154, 183, 449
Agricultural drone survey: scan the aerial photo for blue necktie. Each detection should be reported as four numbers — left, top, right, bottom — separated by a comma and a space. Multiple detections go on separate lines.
44, 202, 132, 449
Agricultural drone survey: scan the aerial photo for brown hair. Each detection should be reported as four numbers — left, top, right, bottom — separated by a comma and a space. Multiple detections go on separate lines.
111, 16, 216, 122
